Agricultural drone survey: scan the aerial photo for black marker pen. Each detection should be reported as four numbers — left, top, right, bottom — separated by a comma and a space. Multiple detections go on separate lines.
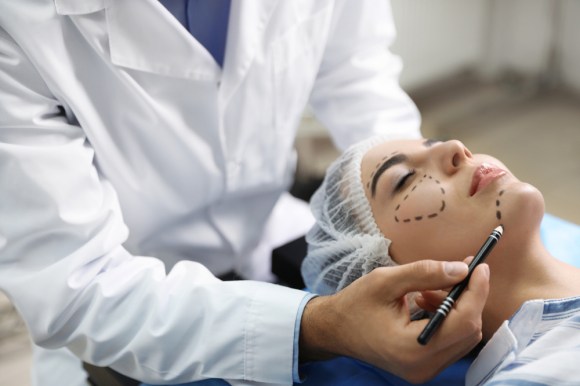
417, 225, 503, 345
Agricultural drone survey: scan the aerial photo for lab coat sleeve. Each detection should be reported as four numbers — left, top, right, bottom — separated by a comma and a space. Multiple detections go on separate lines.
309, 0, 422, 150
0, 26, 307, 385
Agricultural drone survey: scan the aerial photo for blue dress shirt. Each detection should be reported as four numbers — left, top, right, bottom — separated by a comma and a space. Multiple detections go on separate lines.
158, 0, 231, 67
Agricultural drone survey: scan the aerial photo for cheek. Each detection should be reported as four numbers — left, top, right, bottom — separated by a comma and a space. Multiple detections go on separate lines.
388, 224, 436, 264
394, 175, 447, 224
386, 175, 450, 264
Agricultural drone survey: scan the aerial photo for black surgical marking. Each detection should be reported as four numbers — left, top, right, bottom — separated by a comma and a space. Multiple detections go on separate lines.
393, 174, 447, 224
372, 142, 440, 198
371, 153, 408, 197
496, 190, 505, 221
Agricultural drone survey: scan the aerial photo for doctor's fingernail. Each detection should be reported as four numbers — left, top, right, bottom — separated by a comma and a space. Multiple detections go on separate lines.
479, 264, 490, 279
444, 261, 467, 277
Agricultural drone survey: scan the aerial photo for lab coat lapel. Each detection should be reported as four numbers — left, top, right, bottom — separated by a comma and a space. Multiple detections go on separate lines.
56, 0, 220, 81
106, 0, 221, 80
220, 0, 279, 104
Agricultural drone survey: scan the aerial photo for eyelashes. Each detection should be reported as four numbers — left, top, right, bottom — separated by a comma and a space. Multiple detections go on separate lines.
395, 169, 416, 192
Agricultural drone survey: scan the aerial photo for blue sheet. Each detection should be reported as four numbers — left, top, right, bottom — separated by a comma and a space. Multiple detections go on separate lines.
142, 214, 580, 386
540, 213, 580, 265
299, 356, 473, 386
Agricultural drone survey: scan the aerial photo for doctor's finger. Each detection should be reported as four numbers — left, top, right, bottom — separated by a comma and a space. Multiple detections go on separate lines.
416, 255, 479, 311
415, 290, 447, 312
452, 263, 490, 317
381, 260, 469, 300
429, 264, 490, 348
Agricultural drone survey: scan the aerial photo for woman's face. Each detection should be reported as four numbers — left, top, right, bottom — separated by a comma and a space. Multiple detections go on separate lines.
361, 138, 544, 265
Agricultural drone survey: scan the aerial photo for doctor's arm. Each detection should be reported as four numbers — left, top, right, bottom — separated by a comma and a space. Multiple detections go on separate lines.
309, 0, 421, 149
299, 260, 490, 383
0, 25, 308, 385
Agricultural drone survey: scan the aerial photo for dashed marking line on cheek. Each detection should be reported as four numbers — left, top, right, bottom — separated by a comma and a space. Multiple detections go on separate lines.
394, 174, 446, 223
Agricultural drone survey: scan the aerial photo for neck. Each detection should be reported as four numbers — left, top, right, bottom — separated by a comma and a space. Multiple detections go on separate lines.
481, 231, 580, 340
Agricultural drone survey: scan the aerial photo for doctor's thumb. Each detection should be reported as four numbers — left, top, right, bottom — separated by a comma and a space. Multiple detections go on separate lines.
384, 260, 469, 299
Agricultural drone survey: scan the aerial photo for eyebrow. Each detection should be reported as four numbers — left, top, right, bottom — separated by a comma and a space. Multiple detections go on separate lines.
370, 139, 439, 197
371, 153, 407, 198
423, 138, 441, 147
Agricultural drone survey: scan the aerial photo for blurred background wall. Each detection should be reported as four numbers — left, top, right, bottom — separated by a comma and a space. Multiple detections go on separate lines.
392, 0, 580, 92
295, 0, 580, 225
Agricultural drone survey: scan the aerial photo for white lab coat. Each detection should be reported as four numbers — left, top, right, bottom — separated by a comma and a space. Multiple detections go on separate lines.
0, 0, 420, 385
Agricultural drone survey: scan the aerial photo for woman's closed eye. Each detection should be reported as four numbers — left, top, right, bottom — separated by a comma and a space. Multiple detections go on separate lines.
395, 169, 415, 192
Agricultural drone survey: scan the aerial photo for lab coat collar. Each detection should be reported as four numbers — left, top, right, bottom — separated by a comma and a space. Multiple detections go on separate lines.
54, 0, 280, 90
55, 0, 220, 81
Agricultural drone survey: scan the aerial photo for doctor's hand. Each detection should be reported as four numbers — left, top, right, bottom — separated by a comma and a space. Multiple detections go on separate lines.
299, 260, 489, 384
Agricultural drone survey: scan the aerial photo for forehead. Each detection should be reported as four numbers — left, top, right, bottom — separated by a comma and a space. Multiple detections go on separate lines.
362, 139, 423, 167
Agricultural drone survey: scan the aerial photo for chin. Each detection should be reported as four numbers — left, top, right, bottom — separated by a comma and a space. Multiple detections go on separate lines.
498, 182, 544, 234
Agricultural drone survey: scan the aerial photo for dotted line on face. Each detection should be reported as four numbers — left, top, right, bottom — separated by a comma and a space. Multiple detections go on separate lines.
368, 152, 398, 184
394, 174, 446, 223
496, 190, 505, 220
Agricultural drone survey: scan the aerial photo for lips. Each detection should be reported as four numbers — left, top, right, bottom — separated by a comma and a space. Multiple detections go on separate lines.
469, 163, 507, 196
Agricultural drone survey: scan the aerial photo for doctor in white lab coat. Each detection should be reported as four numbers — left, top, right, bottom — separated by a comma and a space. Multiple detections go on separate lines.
0, 1, 490, 385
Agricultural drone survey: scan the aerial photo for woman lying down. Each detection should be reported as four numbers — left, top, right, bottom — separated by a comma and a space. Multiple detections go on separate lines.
301, 136, 580, 385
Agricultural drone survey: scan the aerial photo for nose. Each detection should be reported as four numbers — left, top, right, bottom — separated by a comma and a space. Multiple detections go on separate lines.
433, 140, 472, 174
